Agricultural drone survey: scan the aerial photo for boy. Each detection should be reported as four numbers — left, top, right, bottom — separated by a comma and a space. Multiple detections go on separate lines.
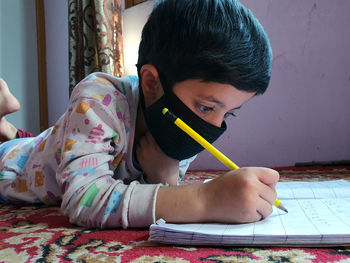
0, 0, 278, 228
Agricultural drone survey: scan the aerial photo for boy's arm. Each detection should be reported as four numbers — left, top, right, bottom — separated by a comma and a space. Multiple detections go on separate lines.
156, 167, 279, 224
55, 79, 160, 229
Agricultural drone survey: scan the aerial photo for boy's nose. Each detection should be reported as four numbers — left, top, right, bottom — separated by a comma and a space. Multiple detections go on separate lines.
208, 116, 225, 128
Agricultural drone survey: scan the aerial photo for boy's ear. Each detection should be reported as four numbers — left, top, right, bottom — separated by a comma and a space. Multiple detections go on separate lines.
140, 64, 164, 107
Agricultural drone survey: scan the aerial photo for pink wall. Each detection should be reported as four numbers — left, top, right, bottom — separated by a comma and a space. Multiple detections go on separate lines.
190, 0, 350, 169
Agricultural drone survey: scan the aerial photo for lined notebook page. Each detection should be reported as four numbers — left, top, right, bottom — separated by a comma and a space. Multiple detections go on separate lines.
276, 180, 350, 199
149, 180, 350, 246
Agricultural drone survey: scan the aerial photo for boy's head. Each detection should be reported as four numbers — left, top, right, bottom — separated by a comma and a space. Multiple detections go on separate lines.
136, 0, 273, 161
137, 0, 273, 95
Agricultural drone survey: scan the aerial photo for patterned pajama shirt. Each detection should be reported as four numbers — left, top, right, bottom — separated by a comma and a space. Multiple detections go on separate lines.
0, 72, 194, 228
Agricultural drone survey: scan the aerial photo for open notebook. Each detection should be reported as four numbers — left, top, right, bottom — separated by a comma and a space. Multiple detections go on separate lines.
149, 180, 350, 246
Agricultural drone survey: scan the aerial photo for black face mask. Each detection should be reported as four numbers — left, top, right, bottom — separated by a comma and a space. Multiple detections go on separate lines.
140, 78, 227, 161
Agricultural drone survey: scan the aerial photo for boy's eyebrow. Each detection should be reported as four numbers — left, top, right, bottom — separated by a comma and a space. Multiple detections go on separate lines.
198, 95, 242, 110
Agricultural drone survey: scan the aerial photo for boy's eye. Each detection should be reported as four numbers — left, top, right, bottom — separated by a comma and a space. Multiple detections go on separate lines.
197, 104, 237, 119
197, 104, 213, 113
224, 112, 237, 119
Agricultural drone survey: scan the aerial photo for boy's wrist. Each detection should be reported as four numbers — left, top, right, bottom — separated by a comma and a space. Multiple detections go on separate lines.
155, 184, 207, 223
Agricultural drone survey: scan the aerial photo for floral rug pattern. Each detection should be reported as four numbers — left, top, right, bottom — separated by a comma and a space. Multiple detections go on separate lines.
1, 166, 350, 263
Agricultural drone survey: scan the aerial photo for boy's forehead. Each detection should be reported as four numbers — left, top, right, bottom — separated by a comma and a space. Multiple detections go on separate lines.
173, 79, 255, 107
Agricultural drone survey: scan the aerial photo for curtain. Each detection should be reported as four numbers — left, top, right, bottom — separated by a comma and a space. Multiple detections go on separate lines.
68, 0, 124, 95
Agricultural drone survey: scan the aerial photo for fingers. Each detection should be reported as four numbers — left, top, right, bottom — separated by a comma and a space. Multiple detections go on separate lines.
203, 167, 279, 224
258, 179, 277, 205
254, 168, 278, 219
242, 190, 275, 222
242, 191, 275, 221
254, 167, 280, 186
230, 167, 279, 185
239, 167, 278, 220
234, 167, 279, 202
256, 186, 275, 219
256, 196, 274, 219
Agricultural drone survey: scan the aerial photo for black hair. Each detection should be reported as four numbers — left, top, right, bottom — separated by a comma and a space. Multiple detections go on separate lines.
137, 0, 272, 95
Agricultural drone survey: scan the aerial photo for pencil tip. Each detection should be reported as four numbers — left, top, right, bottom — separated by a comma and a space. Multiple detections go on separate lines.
281, 207, 288, 213
278, 203, 288, 213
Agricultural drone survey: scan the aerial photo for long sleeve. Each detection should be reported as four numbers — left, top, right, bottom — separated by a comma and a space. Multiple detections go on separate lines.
55, 82, 161, 229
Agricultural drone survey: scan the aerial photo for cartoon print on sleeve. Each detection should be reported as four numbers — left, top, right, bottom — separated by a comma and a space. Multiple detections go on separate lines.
7, 149, 19, 160
63, 138, 77, 156
80, 183, 100, 208
93, 77, 114, 87
76, 102, 91, 114
34, 137, 44, 150
0, 73, 168, 228
105, 189, 122, 215
35, 171, 44, 187
85, 124, 105, 144
17, 155, 29, 169
81, 157, 98, 169
111, 153, 124, 168
0, 172, 4, 181
38, 140, 47, 152
92, 93, 112, 107
17, 179, 28, 193
53, 143, 62, 165
51, 125, 59, 135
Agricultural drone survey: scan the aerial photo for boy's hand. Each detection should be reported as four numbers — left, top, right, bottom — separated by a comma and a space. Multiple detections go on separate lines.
155, 167, 279, 224
200, 167, 279, 223
136, 132, 179, 185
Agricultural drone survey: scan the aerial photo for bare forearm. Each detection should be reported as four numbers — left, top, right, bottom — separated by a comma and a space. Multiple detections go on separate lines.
155, 168, 280, 225
155, 184, 206, 223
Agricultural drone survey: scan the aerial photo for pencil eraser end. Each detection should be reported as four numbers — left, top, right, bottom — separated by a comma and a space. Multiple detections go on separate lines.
162, 108, 168, 115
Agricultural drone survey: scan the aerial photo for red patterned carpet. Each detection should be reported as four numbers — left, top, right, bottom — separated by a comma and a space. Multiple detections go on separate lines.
1, 166, 350, 263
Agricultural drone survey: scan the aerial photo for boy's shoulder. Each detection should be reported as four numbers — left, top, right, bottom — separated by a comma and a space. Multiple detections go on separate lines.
70, 72, 139, 101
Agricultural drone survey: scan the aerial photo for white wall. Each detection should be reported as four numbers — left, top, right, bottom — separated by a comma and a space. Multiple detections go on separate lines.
44, 0, 69, 126
123, 0, 154, 76
0, 0, 40, 134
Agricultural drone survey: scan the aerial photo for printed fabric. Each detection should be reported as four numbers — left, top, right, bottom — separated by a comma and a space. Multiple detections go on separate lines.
0, 73, 194, 228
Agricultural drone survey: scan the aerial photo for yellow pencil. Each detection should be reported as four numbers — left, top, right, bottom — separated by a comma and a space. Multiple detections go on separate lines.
162, 108, 288, 213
